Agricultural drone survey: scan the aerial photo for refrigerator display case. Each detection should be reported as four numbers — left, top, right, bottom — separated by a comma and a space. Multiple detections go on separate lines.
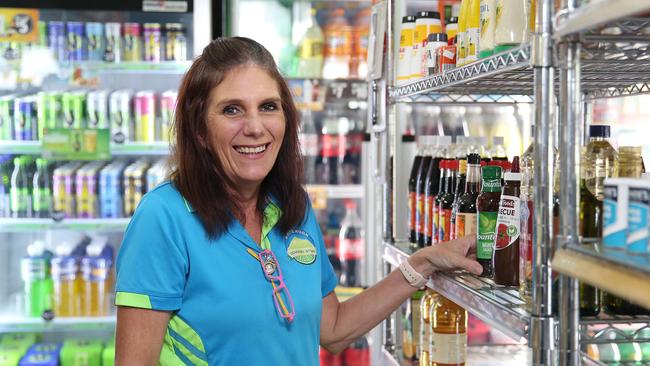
0, 0, 212, 362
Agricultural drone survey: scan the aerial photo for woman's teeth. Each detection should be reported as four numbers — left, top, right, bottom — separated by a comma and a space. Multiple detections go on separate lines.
235, 145, 267, 154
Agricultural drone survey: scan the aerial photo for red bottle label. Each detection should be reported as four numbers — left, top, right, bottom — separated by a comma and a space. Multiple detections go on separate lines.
408, 192, 416, 233
416, 193, 425, 235
439, 208, 452, 242
338, 238, 364, 260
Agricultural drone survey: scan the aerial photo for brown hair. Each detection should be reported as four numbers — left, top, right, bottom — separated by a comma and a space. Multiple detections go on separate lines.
170, 37, 306, 239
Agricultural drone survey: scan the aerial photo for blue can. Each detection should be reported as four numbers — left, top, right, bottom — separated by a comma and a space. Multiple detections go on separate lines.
14, 97, 37, 141
47, 21, 66, 62
99, 161, 126, 218
67, 21, 85, 61
85, 22, 104, 61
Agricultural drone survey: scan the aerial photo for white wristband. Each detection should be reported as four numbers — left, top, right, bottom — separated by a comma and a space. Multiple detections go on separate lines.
399, 259, 428, 288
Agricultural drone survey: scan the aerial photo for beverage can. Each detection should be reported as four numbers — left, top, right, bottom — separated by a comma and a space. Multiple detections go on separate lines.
160, 90, 177, 142
123, 160, 150, 216
67, 21, 85, 61
143, 23, 162, 62
104, 22, 121, 62
123, 22, 141, 61
76, 162, 104, 218
109, 89, 133, 143
100, 161, 127, 218
134, 91, 156, 142
0, 95, 15, 140
164, 23, 187, 61
53, 162, 82, 218
37, 91, 63, 138
48, 21, 67, 62
61, 91, 87, 129
87, 90, 110, 129
14, 96, 37, 141
85, 22, 104, 61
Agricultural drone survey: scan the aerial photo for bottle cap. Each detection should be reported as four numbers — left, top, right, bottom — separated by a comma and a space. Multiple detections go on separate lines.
504, 172, 522, 181
492, 136, 504, 146
27, 241, 45, 257
449, 159, 459, 170
439, 160, 448, 170
427, 33, 448, 43
416, 11, 440, 19
589, 125, 611, 138
402, 134, 416, 142
402, 15, 416, 23
467, 153, 481, 164
482, 166, 501, 179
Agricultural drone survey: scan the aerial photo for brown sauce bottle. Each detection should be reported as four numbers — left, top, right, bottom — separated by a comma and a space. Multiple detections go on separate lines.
493, 166, 521, 286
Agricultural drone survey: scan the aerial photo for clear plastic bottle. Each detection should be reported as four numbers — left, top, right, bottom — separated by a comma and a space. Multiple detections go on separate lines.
32, 158, 52, 218
10, 156, 31, 218
296, 8, 325, 79
351, 7, 371, 79
81, 239, 114, 317
21, 241, 53, 317
338, 200, 364, 287
51, 242, 82, 317
322, 8, 352, 80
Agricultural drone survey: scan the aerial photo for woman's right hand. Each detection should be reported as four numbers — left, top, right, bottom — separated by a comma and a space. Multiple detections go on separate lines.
407, 235, 483, 278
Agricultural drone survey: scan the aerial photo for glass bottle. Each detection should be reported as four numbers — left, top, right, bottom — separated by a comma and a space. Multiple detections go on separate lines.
425, 154, 444, 246
419, 289, 439, 366
433, 160, 449, 245
456, 153, 481, 239
477, 165, 502, 277
438, 160, 457, 243
409, 139, 427, 245
430, 297, 467, 366
416, 137, 436, 249
295, 8, 324, 79
493, 168, 521, 286
450, 159, 468, 241
338, 200, 364, 287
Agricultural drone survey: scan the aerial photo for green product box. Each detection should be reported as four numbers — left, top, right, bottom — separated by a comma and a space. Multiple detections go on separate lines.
0, 344, 28, 366
60, 340, 103, 366
0, 333, 39, 349
101, 341, 114, 366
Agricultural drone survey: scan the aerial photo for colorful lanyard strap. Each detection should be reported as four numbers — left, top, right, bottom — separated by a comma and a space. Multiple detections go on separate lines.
245, 247, 291, 317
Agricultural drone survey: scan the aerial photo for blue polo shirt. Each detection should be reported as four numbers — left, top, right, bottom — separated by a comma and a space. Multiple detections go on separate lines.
115, 181, 338, 365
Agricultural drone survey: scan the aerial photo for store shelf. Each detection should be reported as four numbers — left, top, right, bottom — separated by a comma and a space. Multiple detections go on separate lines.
389, 45, 534, 101
381, 345, 531, 366
0, 316, 115, 333
305, 184, 364, 209
552, 244, 650, 310
0, 141, 170, 156
0, 218, 130, 232
68, 61, 192, 74
554, 1, 650, 40
383, 242, 530, 342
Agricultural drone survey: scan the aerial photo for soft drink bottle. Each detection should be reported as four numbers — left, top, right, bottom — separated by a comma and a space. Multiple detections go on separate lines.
319, 347, 342, 366
318, 108, 348, 184
342, 112, 363, 185
87, 90, 110, 129
322, 8, 352, 79
338, 200, 364, 287
351, 7, 371, 79
11, 156, 32, 218
325, 211, 342, 279
0, 155, 11, 217
299, 109, 319, 184
342, 336, 371, 366
32, 158, 52, 218
51, 242, 82, 317
21, 241, 53, 318
295, 8, 324, 79
80, 239, 114, 317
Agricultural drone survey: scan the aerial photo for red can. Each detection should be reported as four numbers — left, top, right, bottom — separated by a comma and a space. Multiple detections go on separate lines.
438, 44, 457, 73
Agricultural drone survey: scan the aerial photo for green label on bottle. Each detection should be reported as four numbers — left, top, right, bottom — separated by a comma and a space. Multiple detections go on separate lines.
33, 188, 51, 212
477, 211, 498, 260
482, 178, 502, 192
10, 187, 29, 212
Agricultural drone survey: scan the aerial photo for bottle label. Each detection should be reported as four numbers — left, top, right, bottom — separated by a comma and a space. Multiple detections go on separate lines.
439, 208, 452, 242
482, 178, 502, 192
424, 195, 434, 240
477, 211, 498, 260
457, 32, 466, 61
322, 134, 340, 158
495, 195, 521, 249
416, 193, 425, 236
10, 187, 29, 212
603, 184, 626, 248
627, 188, 650, 255
432, 200, 439, 244
496, 0, 504, 29
83, 265, 110, 282
33, 188, 51, 213
338, 238, 364, 260
419, 317, 431, 363
409, 191, 417, 234
480, 1, 491, 39
299, 133, 319, 157
456, 212, 477, 238
467, 27, 480, 62
430, 332, 467, 363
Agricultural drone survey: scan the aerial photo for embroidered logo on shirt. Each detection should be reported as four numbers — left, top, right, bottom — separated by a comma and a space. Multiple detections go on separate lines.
286, 230, 317, 265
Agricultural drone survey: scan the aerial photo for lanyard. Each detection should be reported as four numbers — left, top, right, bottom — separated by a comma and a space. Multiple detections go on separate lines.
246, 248, 291, 317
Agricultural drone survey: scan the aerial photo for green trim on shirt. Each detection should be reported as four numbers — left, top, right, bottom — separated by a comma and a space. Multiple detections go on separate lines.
115, 292, 152, 309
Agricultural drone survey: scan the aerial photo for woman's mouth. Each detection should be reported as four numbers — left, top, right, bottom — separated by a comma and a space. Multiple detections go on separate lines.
233, 143, 269, 155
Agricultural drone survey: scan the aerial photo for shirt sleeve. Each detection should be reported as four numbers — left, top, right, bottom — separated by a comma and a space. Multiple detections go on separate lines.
114, 192, 188, 311
305, 203, 338, 298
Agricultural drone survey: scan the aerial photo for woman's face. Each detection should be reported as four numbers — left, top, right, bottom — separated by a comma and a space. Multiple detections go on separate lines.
205, 65, 286, 191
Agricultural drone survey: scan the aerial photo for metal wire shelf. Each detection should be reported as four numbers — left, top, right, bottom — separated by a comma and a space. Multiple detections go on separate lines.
581, 351, 650, 366
581, 324, 650, 345
383, 241, 530, 342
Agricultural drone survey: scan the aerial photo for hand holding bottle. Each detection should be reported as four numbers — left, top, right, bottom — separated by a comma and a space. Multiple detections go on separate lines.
408, 235, 483, 278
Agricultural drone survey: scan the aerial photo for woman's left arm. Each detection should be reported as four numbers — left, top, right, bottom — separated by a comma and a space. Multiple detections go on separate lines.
319, 235, 482, 353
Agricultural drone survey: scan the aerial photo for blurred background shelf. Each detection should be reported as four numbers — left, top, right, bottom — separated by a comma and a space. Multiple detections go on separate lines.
383, 242, 530, 343
552, 244, 650, 310
0, 218, 131, 232
0, 141, 171, 156
0, 316, 115, 333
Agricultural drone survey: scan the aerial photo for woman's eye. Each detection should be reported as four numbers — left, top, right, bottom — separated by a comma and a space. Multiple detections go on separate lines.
261, 102, 278, 112
223, 105, 240, 115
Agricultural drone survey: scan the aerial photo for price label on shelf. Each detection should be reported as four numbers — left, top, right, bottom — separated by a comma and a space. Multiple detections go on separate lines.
42, 128, 110, 161
306, 186, 328, 210
0, 8, 39, 42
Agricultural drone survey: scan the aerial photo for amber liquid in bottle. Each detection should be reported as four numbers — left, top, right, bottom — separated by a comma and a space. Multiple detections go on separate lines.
455, 154, 481, 239
430, 297, 467, 366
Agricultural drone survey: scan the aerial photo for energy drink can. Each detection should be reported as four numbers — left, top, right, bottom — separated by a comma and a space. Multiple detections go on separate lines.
62, 91, 86, 129
99, 161, 127, 218
67, 21, 85, 61
104, 22, 121, 62
164, 23, 187, 61
160, 90, 177, 142
146, 159, 168, 191
48, 21, 66, 62
85, 22, 104, 61
143, 23, 162, 62
87, 90, 110, 129
14, 96, 37, 141
0, 95, 14, 140
134, 91, 156, 142
53, 162, 82, 218
124, 160, 150, 216
123, 23, 141, 61
76, 161, 105, 218
109, 89, 133, 143
37, 91, 62, 138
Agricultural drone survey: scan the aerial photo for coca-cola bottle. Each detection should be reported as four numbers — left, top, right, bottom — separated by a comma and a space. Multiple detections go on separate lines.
318, 108, 349, 184
342, 336, 371, 366
299, 109, 319, 184
326, 211, 342, 279
342, 110, 363, 184
338, 200, 364, 287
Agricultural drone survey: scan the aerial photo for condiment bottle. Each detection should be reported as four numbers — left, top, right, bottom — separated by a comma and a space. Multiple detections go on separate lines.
477, 165, 502, 277
493, 166, 521, 286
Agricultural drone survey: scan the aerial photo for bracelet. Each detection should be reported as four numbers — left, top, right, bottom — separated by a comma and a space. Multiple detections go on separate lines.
399, 259, 428, 288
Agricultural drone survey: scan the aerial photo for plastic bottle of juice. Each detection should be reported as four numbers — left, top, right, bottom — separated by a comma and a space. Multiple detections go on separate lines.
457, 0, 471, 66
21, 241, 53, 317
466, 0, 481, 63
51, 242, 82, 317
296, 8, 325, 79
322, 8, 352, 79
81, 238, 114, 316
351, 7, 371, 79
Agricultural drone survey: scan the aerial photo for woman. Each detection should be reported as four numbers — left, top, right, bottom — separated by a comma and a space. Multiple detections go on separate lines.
114, 37, 482, 365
